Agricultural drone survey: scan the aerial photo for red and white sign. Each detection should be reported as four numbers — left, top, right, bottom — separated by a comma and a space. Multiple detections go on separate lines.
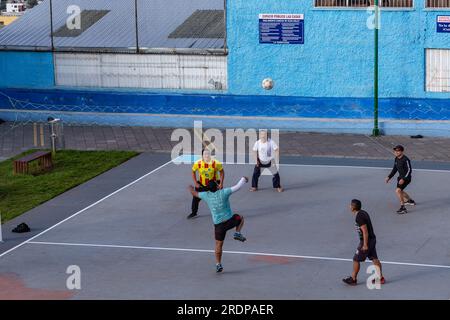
438, 16, 450, 23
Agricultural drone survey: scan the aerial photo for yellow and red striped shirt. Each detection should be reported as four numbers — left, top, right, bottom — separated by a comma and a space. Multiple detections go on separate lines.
192, 159, 223, 186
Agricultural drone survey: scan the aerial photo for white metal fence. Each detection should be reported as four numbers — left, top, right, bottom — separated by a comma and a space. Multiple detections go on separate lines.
54, 53, 227, 91
426, 49, 450, 92
314, 0, 414, 7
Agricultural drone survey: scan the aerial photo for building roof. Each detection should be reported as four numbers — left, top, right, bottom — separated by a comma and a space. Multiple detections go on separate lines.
0, 0, 225, 52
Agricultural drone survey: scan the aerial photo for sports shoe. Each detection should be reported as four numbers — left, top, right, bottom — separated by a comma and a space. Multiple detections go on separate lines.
233, 232, 246, 242
371, 276, 386, 285
405, 199, 416, 206
187, 213, 197, 219
342, 276, 357, 286
216, 263, 223, 273
396, 206, 407, 214
249, 187, 257, 192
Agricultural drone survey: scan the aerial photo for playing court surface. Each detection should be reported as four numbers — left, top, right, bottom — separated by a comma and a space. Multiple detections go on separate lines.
1, 155, 450, 299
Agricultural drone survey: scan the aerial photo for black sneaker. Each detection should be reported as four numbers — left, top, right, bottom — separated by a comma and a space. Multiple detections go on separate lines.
216, 263, 223, 273
396, 206, 408, 214
405, 199, 416, 206
233, 232, 246, 242
342, 276, 357, 286
187, 213, 197, 219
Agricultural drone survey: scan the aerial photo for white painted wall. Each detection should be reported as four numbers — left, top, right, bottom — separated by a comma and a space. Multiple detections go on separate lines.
54, 53, 227, 91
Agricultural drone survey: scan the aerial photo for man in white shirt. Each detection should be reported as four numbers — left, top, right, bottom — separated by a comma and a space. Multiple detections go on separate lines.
250, 130, 283, 192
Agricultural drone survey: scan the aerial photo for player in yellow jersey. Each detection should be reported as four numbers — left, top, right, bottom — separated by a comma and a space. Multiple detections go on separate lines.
187, 149, 224, 219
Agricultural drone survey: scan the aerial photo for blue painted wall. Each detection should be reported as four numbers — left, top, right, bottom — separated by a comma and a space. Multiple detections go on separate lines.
227, 0, 450, 99
1, 87, 450, 136
1, 1, 450, 136
0, 51, 54, 88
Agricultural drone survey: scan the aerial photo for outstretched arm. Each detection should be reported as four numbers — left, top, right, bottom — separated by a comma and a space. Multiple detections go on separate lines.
230, 177, 249, 193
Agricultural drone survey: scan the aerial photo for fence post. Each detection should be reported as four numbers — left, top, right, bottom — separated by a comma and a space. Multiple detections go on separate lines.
135, 0, 140, 53
372, 0, 380, 137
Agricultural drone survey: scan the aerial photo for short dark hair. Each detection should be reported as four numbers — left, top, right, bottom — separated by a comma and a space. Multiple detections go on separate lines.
208, 181, 218, 193
351, 199, 362, 211
393, 145, 404, 152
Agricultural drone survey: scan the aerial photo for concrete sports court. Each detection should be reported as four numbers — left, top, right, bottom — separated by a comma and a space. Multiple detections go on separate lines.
1, 153, 450, 299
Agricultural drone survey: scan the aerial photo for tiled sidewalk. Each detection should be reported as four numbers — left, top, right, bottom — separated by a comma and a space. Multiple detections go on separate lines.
1, 122, 450, 162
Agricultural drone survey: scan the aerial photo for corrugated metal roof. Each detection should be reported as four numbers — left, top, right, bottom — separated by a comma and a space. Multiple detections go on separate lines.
53, 10, 110, 37
169, 10, 224, 39
0, 0, 225, 51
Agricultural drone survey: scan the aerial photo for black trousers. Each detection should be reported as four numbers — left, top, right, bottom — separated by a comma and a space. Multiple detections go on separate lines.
251, 161, 281, 189
191, 181, 218, 214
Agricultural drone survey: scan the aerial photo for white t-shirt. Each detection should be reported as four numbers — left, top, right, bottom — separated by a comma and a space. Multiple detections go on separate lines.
253, 139, 278, 164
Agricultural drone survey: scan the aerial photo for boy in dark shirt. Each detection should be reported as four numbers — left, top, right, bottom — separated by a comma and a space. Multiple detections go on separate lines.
343, 199, 385, 286
385, 145, 416, 214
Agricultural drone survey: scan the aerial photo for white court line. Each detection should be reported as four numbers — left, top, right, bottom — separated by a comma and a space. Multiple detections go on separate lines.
230, 162, 450, 173
174, 155, 450, 173
0, 157, 178, 259
27, 241, 450, 270
2, 156, 449, 259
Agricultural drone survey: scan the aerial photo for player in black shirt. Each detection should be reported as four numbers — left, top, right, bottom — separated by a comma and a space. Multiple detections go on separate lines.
385, 145, 416, 214
343, 199, 385, 286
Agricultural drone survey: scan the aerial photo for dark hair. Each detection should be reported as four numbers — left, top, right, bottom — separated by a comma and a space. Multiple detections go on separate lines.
393, 145, 404, 152
208, 181, 218, 193
351, 199, 362, 211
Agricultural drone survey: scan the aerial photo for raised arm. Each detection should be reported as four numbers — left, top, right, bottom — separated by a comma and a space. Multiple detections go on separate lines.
230, 177, 249, 193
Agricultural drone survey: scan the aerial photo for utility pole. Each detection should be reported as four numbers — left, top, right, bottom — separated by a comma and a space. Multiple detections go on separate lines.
372, 0, 380, 137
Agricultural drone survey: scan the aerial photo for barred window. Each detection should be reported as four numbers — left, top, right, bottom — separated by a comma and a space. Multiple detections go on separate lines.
426, 0, 450, 7
315, 0, 413, 8
426, 49, 450, 92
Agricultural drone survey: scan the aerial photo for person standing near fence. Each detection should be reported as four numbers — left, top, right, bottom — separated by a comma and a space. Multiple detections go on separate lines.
250, 130, 283, 192
187, 149, 224, 219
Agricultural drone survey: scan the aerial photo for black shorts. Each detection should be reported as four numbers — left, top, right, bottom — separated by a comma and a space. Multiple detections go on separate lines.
397, 177, 411, 190
353, 239, 378, 262
214, 214, 242, 241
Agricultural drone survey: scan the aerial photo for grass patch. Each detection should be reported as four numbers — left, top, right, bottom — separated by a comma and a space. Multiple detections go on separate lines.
0, 150, 139, 223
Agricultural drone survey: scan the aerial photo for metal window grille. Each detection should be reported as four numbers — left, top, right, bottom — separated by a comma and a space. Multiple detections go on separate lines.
426, 49, 450, 92
426, 0, 450, 7
314, 0, 413, 7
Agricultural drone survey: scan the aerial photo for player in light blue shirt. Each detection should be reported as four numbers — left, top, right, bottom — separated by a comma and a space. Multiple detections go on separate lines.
188, 176, 248, 273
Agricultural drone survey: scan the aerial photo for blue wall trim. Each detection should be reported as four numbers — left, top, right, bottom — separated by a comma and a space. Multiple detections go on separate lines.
1, 87, 449, 121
